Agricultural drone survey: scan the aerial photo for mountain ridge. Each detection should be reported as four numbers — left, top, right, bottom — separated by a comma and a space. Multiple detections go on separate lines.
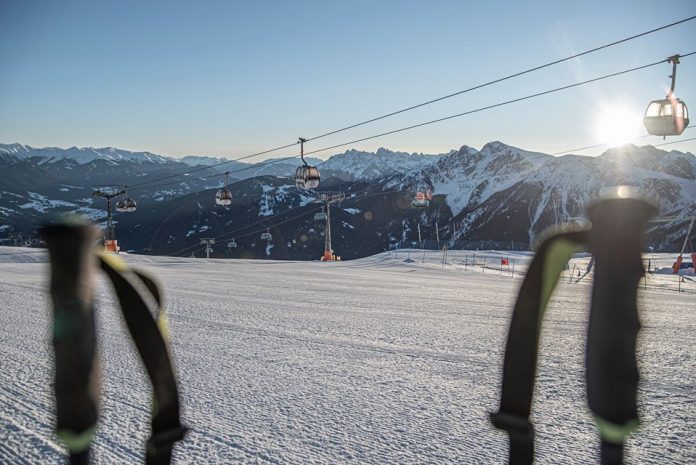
2, 140, 695, 257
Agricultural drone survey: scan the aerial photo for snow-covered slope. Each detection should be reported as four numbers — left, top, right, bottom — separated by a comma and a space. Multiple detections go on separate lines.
0, 248, 693, 464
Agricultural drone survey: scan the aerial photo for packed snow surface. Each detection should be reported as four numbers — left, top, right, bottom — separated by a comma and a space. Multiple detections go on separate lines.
0, 247, 694, 464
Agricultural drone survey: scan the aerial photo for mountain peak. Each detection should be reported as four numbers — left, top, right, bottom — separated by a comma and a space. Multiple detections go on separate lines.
0, 143, 33, 154
0, 143, 172, 165
479, 141, 550, 162
455, 145, 479, 156
480, 141, 516, 153
599, 143, 696, 180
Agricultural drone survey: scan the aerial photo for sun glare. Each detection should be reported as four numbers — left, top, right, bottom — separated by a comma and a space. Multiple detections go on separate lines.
594, 106, 643, 147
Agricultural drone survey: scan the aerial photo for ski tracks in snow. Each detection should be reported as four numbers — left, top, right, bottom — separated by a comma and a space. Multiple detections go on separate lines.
0, 249, 694, 464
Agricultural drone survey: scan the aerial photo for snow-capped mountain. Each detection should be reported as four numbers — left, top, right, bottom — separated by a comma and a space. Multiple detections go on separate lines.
426, 142, 550, 216
403, 142, 696, 247
318, 147, 442, 181
0, 143, 171, 165
179, 155, 232, 166
1, 140, 695, 257
0, 143, 430, 183
598, 144, 696, 181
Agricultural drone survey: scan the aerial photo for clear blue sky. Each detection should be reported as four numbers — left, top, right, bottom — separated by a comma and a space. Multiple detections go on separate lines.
1, 0, 695, 159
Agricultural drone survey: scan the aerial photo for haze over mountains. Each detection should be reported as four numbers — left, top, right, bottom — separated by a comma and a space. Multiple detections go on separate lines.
1, 141, 694, 259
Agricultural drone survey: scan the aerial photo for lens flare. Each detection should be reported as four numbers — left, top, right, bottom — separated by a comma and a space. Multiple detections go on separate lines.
594, 106, 643, 147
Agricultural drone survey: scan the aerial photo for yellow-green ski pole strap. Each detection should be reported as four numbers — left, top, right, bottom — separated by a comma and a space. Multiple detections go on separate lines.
594, 415, 640, 445
98, 255, 186, 464
132, 269, 171, 340
99, 251, 128, 272
57, 425, 97, 454
491, 229, 588, 465
99, 253, 171, 340
540, 236, 583, 320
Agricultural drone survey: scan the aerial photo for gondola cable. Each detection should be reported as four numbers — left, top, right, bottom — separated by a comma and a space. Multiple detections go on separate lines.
130, 52, 696, 197
119, 17, 695, 192
302, 53, 696, 158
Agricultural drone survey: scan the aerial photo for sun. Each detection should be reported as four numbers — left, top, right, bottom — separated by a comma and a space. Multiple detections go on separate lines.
594, 106, 644, 147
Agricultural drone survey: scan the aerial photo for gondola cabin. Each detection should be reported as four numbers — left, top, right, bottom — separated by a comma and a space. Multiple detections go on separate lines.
643, 55, 690, 138
215, 189, 232, 206
295, 165, 321, 189
294, 137, 320, 189
115, 198, 137, 212
410, 191, 431, 209
643, 98, 689, 137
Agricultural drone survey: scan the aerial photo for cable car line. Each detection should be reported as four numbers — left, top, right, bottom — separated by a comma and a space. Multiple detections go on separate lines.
345, 129, 696, 235
145, 49, 696, 201
117, 17, 695, 194
167, 201, 321, 257
103, 47, 696, 256
126, 142, 301, 190
169, 205, 323, 257
302, 52, 696, 158
164, 186, 392, 257
170, 188, 397, 257
171, 125, 696, 257
652, 136, 696, 148
551, 125, 694, 155
167, 187, 405, 257
264, 54, 695, 206
303, 16, 696, 143
258, 127, 696, 228
166, 117, 696, 259
128, 154, 302, 193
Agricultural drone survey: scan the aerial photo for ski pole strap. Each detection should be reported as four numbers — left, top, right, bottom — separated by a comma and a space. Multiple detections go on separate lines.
131, 267, 171, 338
41, 224, 100, 465
491, 229, 588, 465
585, 196, 655, 463
99, 254, 186, 465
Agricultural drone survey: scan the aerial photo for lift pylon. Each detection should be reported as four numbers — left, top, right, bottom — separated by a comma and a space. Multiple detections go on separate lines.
93, 185, 135, 253
316, 192, 345, 261
200, 238, 215, 259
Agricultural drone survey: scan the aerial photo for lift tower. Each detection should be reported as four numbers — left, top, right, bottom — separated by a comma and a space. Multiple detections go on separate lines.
93, 185, 128, 253
317, 192, 345, 261
200, 238, 215, 259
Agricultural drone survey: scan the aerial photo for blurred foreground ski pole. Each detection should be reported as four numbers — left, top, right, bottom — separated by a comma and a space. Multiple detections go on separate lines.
585, 190, 656, 464
42, 223, 99, 465
491, 187, 655, 465
41, 222, 187, 465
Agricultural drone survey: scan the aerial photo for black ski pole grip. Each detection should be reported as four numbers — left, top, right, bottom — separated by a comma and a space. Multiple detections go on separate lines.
585, 189, 656, 458
40, 223, 100, 463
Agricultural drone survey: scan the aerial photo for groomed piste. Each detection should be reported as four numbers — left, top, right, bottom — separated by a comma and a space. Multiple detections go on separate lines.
0, 246, 694, 464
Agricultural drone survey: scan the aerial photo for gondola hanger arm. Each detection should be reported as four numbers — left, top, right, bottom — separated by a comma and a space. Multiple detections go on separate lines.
668, 54, 680, 96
